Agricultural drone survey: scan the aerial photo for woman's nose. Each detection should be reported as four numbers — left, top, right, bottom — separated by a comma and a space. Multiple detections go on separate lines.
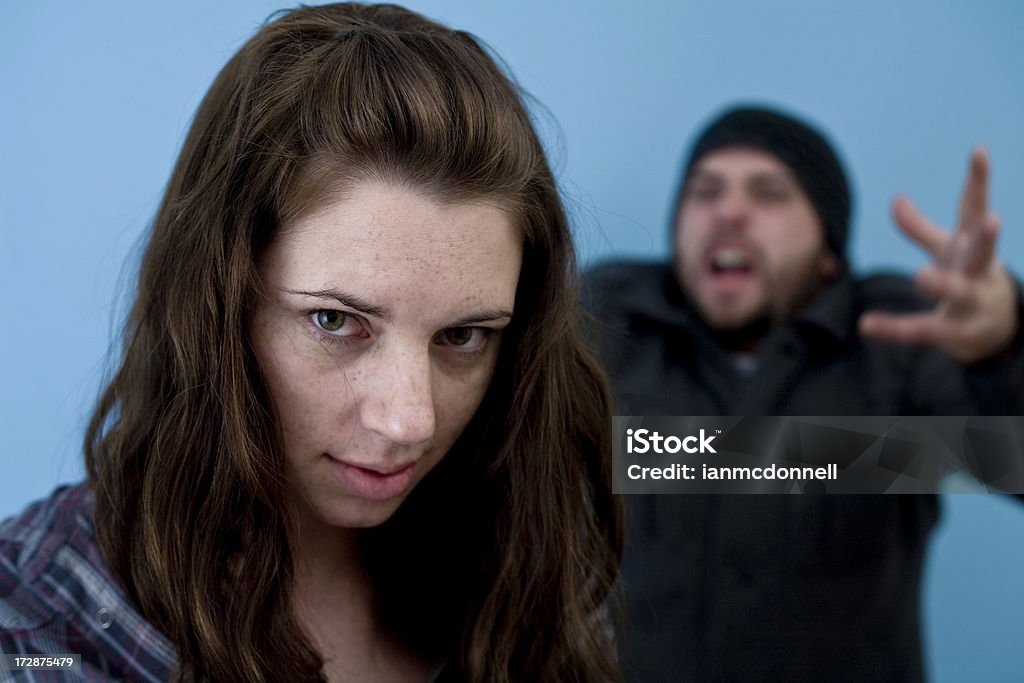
357, 342, 436, 446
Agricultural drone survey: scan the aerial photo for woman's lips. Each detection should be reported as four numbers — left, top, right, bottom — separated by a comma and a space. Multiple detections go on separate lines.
324, 455, 418, 501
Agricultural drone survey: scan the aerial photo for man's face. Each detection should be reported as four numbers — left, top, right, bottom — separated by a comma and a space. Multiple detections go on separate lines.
674, 147, 838, 331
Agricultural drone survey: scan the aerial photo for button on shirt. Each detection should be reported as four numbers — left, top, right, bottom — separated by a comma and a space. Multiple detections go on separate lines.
0, 484, 177, 682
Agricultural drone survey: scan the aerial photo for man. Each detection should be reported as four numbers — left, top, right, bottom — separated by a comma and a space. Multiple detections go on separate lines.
584, 106, 1024, 681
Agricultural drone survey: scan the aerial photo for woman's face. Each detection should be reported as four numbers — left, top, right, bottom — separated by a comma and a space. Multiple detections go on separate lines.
252, 180, 522, 530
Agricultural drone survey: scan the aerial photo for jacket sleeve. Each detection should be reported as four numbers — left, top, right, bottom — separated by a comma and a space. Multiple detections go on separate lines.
961, 277, 1024, 415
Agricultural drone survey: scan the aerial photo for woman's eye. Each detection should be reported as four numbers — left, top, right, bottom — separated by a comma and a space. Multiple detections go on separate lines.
317, 310, 345, 331
311, 310, 365, 338
445, 327, 474, 345
436, 326, 489, 352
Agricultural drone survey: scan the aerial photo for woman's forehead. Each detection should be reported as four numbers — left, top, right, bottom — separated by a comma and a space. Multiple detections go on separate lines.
264, 180, 523, 317
279, 181, 517, 256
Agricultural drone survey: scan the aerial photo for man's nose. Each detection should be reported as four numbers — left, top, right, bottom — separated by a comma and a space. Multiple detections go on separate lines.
713, 189, 750, 229
358, 342, 436, 446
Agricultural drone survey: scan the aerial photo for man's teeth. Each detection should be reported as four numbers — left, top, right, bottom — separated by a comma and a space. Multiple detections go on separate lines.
712, 249, 749, 269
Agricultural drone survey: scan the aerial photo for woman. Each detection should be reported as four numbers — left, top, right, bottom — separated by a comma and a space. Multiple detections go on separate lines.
0, 4, 622, 682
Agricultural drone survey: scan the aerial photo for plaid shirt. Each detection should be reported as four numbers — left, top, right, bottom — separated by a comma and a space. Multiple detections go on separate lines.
0, 484, 176, 682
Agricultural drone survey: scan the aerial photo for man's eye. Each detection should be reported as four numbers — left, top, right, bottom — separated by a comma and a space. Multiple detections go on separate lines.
753, 187, 790, 203
687, 185, 719, 202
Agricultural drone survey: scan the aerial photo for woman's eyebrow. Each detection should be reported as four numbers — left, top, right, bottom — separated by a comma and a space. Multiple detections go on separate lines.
282, 288, 390, 321
450, 309, 514, 327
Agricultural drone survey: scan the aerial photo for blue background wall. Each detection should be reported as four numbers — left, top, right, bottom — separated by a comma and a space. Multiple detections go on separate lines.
2, 2, 1022, 679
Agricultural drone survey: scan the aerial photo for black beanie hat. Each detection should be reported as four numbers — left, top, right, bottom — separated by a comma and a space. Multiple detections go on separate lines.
681, 105, 851, 259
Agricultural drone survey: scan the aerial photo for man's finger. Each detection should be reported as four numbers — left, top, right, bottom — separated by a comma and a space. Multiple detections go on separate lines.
960, 213, 1000, 276
859, 311, 944, 347
915, 267, 977, 309
892, 196, 948, 258
956, 146, 990, 234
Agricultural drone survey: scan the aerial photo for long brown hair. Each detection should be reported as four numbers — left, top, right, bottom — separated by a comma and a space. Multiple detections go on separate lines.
84, 4, 622, 681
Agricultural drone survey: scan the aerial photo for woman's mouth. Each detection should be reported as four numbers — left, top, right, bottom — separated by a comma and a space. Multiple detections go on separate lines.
324, 455, 418, 500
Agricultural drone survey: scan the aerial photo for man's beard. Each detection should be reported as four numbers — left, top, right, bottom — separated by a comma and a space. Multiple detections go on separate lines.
693, 250, 835, 352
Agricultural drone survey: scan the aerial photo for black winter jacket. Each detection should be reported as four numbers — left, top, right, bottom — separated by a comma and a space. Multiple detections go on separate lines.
583, 261, 1024, 682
